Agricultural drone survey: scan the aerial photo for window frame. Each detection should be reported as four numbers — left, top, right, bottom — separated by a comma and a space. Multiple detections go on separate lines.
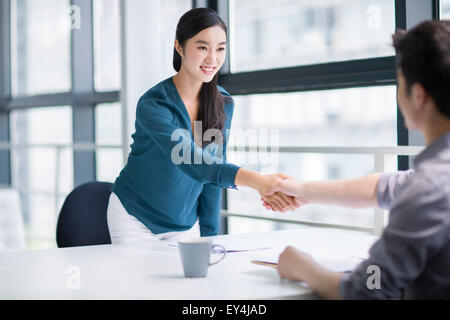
0, 0, 11, 186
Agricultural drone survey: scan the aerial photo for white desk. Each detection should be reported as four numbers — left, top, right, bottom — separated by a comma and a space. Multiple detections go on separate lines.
0, 226, 378, 300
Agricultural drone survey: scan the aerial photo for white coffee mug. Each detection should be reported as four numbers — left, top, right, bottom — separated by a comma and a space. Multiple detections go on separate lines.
178, 238, 227, 278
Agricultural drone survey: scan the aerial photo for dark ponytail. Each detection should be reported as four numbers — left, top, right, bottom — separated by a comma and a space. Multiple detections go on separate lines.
173, 8, 231, 142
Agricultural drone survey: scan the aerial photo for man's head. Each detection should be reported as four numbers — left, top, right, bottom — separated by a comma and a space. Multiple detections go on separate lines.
393, 20, 450, 130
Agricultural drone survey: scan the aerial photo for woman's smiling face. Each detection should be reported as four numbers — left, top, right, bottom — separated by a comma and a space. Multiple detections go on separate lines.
175, 25, 227, 83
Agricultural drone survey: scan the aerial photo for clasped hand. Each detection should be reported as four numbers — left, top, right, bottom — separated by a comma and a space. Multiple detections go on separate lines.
258, 174, 301, 212
259, 176, 307, 212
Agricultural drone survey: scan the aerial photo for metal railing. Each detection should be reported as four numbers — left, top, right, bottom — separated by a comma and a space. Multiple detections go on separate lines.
226, 145, 424, 235
0, 142, 423, 235
0, 142, 122, 215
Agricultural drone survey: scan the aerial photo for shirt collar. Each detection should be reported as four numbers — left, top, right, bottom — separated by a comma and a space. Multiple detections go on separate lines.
413, 132, 450, 168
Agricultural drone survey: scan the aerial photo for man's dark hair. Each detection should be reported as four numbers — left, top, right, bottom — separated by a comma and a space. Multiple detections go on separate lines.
393, 20, 450, 119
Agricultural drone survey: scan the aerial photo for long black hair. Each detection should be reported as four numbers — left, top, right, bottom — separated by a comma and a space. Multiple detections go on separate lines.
173, 8, 231, 140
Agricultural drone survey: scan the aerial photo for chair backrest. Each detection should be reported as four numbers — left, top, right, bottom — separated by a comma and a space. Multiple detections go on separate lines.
56, 181, 113, 248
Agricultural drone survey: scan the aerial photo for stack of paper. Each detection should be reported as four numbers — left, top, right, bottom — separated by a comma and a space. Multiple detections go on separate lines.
251, 254, 365, 273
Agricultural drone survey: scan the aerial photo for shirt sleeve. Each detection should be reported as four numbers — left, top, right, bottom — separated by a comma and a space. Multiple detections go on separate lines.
377, 169, 415, 210
340, 173, 450, 299
197, 102, 235, 237
135, 94, 240, 189
197, 183, 223, 236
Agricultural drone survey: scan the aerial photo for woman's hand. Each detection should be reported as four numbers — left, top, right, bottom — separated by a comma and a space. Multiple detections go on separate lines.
256, 173, 288, 196
257, 173, 300, 212
234, 169, 299, 212
262, 178, 308, 212
262, 192, 299, 212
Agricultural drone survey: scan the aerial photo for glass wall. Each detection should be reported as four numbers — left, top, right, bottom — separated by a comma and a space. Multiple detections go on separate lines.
226, 86, 397, 232
11, 0, 71, 96
441, 0, 450, 18
6, 0, 124, 249
10, 106, 73, 249
95, 102, 123, 182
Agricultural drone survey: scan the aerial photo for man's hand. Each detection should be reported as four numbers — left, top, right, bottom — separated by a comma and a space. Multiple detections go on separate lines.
277, 246, 345, 300
277, 246, 314, 282
233, 169, 300, 212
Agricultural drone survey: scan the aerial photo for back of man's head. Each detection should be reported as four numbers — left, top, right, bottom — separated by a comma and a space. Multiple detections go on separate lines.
393, 20, 450, 119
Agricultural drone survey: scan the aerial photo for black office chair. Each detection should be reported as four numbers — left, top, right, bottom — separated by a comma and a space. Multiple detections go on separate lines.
56, 181, 113, 248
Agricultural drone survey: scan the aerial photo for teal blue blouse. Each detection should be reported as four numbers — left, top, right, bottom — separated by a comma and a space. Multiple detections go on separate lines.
112, 77, 240, 236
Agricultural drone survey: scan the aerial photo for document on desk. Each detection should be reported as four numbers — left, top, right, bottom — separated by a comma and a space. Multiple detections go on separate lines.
168, 239, 270, 253
251, 254, 365, 273
212, 239, 270, 253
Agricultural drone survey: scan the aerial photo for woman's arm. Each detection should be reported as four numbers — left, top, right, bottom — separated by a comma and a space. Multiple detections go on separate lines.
138, 96, 297, 211
137, 96, 241, 187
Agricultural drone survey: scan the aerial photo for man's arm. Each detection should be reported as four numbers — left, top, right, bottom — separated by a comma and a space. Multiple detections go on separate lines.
266, 173, 381, 209
279, 173, 449, 300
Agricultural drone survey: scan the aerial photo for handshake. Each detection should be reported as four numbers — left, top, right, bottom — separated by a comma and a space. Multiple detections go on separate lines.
234, 169, 306, 213
260, 173, 306, 212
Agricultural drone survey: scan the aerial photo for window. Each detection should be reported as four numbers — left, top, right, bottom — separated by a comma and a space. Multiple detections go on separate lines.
11, 0, 71, 96
95, 102, 123, 182
441, 0, 450, 19
230, 0, 395, 73
94, 0, 121, 91
10, 106, 73, 249
226, 86, 398, 232
229, 86, 397, 148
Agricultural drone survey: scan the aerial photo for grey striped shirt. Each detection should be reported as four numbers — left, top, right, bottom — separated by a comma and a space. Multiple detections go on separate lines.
339, 132, 450, 299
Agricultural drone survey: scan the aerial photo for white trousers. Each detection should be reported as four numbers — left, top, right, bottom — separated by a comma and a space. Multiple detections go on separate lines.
106, 192, 200, 244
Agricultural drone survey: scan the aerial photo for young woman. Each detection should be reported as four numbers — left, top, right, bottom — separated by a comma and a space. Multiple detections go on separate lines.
107, 8, 298, 244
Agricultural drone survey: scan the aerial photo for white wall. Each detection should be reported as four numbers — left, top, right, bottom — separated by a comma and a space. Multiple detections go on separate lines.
120, 0, 164, 159
120, 0, 191, 162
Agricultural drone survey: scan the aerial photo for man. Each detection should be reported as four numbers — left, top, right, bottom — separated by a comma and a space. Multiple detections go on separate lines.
264, 20, 450, 299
